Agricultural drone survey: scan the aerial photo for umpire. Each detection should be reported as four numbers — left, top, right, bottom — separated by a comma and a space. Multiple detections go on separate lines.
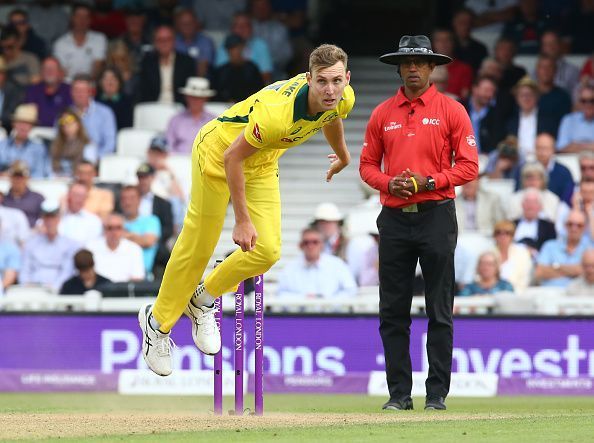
360, 35, 478, 410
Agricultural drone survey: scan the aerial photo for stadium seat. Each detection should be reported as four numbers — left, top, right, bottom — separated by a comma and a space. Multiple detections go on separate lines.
167, 154, 192, 197
133, 102, 184, 131
117, 128, 158, 158
28, 178, 69, 201
479, 177, 515, 202
29, 126, 57, 143
99, 154, 142, 184
205, 101, 230, 117
0, 176, 9, 194
556, 153, 580, 182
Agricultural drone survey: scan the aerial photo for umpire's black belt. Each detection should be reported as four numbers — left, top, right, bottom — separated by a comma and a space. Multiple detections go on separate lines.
390, 199, 452, 213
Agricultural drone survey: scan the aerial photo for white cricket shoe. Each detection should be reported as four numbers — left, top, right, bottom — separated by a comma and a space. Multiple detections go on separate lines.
138, 303, 173, 376
184, 301, 221, 355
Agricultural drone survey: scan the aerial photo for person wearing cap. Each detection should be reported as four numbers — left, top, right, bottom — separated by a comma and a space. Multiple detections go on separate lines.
145, 136, 186, 203
212, 34, 264, 104
506, 76, 558, 158
0, 104, 49, 179
311, 202, 346, 258
360, 35, 478, 411
2, 161, 44, 227
277, 227, 356, 303
20, 199, 81, 292
0, 55, 25, 131
136, 162, 174, 278
138, 44, 354, 377
165, 77, 217, 154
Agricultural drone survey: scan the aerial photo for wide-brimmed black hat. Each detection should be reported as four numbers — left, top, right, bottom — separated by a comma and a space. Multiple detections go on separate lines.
379, 35, 452, 66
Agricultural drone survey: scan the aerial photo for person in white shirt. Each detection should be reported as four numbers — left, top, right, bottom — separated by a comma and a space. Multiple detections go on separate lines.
87, 213, 145, 282
278, 227, 357, 301
52, 3, 107, 81
58, 182, 102, 245
0, 191, 30, 246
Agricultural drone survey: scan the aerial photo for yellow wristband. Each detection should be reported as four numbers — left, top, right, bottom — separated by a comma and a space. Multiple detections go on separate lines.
410, 176, 418, 193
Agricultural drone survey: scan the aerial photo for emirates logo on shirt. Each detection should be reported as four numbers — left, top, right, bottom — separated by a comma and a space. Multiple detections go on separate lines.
253, 123, 263, 143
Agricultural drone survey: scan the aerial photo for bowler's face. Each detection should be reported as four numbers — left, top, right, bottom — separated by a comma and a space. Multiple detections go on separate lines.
399, 57, 435, 91
307, 61, 350, 112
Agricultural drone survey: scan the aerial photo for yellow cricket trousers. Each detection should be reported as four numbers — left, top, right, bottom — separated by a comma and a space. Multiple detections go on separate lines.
152, 124, 282, 332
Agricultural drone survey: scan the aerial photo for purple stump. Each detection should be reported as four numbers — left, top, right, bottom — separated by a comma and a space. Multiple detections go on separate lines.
213, 295, 223, 415
234, 281, 244, 415
254, 275, 264, 415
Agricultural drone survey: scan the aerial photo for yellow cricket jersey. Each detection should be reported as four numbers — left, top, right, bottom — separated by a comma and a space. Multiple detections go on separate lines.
203, 73, 355, 175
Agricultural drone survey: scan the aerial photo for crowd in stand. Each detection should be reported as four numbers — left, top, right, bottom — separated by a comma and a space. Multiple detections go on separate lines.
1, 1, 594, 304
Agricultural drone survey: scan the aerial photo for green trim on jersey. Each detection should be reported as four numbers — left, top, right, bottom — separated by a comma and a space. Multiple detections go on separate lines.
293, 84, 325, 122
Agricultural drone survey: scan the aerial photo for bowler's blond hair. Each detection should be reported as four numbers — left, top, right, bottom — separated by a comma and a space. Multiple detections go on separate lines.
309, 44, 348, 74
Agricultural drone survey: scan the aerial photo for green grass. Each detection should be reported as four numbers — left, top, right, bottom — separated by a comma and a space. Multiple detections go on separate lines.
1, 394, 594, 442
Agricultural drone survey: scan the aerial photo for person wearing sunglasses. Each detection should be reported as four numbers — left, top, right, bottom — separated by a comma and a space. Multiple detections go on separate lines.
557, 84, 594, 153
535, 210, 592, 287
492, 220, 533, 293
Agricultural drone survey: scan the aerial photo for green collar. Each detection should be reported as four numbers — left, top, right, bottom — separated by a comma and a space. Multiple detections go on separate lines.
293, 84, 325, 122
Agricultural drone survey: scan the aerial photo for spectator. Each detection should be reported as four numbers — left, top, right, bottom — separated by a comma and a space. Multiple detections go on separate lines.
455, 178, 505, 233
508, 162, 562, 222
536, 55, 572, 133
2, 161, 44, 227
564, 0, 594, 54
452, 7, 488, 72
146, 0, 177, 28
458, 251, 515, 296
53, 3, 107, 81
493, 220, 533, 293
464, 75, 504, 153
50, 110, 97, 177
74, 161, 114, 220
311, 202, 346, 259
0, 191, 30, 246
514, 133, 574, 204
432, 28, 473, 99
501, 0, 550, 54
135, 162, 174, 277
0, 105, 49, 178
212, 34, 264, 104
357, 228, 380, 287
28, 0, 69, 48
494, 37, 527, 92
539, 30, 580, 96
485, 135, 522, 179
119, 7, 151, 73
566, 248, 594, 296
191, 0, 247, 31
119, 185, 161, 278
96, 67, 133, 130
136, 25, 196, 105
579, 53, 594, 84
0, 55, 24, 131
145, 136, 186, 202
70, 74, 117, 158
24, 57, 72, 127
557, 179, 594, 240
0, 219, 21, 297
579, 151, 594, 183
87, 213, 145, 282
20, 199, 80, 291
277, 227, 357, 300
513, 188, 557, 256
507, 76, 558, 158
428, 65, 457, 99
0, 25, 40, 87
174, 8, 215, 78
58, 182, 103, 245
90, 0, 126, 39
556, 84, 594, 153
250, 0, 293, 79
60, 249, 111, 295
166, 77, 216, 153
535, 210, 591, 287
105, 40, 137, 96
465, 0, 517, 32
215, 12, 273, 84
8, 8, 47, 61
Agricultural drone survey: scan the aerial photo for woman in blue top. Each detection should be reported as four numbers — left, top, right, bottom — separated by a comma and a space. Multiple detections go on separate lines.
459, 251, 515, 296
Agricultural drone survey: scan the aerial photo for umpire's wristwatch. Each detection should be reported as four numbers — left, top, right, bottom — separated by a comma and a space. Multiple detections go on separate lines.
425, 176, 436, 191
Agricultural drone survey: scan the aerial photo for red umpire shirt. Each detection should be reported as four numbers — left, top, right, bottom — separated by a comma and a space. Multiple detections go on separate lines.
360, 83, 478, 206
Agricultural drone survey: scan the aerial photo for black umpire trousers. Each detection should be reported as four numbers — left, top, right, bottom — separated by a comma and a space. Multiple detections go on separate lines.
377, 199, 457, 399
